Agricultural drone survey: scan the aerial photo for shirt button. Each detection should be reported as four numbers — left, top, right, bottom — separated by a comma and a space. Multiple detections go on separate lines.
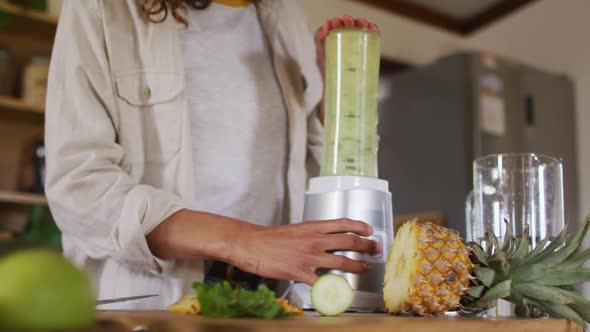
144, 87, 151, 99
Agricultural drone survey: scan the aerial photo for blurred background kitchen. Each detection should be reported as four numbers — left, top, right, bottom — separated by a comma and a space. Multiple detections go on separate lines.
0, 0, 588, 295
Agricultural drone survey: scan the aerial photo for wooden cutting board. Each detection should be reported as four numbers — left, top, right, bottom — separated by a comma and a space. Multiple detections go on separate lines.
92, 310, 582, 332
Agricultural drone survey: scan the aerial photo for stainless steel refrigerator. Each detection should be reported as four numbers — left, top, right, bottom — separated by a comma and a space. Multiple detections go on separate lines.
378, 52, 578, 236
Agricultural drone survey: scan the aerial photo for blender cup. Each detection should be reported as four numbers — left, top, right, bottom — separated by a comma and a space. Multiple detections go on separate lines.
293, 27, 392, 310
321, 27, 381, 178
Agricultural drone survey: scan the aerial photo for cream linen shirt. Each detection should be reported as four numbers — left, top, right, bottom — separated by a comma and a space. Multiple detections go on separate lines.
45, 0, 324, 309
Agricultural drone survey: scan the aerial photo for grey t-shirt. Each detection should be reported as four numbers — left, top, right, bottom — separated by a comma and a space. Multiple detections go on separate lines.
181, 2, 288, 227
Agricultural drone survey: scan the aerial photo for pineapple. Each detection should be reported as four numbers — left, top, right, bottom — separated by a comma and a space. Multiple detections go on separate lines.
383, 220, 473, 315
383, 217, 590, 326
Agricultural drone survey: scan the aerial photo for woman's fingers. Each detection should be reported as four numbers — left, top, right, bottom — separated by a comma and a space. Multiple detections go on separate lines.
355, 18, 369, 28
329, 17, 343, 29
368, 22, 380, 33
315, 21, 330, 43
342, 15, 355, 27
313, 254, 368, 274
303, 218, 373, 236
297, 269, 319, 286
320, 234, 381, 255
317, 17, 380, 42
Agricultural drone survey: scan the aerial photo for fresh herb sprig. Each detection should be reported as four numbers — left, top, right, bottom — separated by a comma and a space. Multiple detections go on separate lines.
193, 281, 290, 319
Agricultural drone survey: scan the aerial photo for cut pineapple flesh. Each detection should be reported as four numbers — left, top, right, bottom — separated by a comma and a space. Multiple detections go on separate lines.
167, 294, 303, 316
383, 221, 418, 313
275, 298, 304, 316
384, 220, 473, 315
168, 294, 200, 315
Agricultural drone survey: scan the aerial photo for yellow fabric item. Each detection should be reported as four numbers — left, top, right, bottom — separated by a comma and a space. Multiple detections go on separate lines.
213, 0, 253, 8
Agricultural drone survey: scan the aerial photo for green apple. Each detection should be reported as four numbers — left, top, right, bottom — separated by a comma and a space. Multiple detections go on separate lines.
0, 249, 95, 330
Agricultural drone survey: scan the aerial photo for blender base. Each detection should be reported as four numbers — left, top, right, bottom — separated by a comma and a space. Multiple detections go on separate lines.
289, 283, 386, 312
302, 176, 394, 294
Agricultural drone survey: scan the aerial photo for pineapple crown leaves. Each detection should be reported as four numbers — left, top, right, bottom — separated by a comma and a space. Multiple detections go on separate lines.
461, 216, 590, 326
524, 298, 586, 327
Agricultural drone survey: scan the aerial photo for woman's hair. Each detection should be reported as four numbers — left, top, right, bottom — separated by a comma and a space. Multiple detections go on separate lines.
142, 0, 213, 26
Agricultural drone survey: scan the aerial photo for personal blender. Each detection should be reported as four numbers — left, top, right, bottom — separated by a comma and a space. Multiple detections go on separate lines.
289, 27, 394, 312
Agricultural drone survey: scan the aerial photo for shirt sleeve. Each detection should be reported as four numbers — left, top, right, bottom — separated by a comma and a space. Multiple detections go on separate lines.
285, 1, 325, 178
306, 107, 324, 178
45, 0, 187, 275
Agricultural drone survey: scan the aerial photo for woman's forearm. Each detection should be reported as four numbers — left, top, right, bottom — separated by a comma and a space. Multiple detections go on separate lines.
146, 209, 255, 262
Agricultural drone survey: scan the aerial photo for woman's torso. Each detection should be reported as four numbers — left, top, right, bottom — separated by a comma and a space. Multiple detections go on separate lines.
182, 1, 288, 227
49, 0, 323, 309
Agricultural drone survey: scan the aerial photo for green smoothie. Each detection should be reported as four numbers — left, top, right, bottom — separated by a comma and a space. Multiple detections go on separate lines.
320, 28, 381, 178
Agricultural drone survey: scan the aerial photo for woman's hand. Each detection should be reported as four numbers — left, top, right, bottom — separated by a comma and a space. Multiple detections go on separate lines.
147, 211, 381, 286
315, 16, 380, 78
314, 16, 380, 122
228, 218, 381, 286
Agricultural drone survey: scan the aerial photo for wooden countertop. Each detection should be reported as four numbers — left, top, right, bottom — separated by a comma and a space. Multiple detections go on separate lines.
94, 310, 583, 332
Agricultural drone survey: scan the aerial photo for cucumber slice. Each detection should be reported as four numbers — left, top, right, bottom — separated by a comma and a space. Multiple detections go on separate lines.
311, 274, 354, 316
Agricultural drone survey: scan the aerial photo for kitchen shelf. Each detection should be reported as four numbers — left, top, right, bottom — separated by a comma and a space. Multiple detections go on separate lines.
0, 2, 58, 26
0, 96, 44, 115
0, 190, 47, 206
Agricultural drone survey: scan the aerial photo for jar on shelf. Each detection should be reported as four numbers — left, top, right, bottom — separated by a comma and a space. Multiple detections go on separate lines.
22, 55, 50, 106
47, 0, 63, 17
0, 45, 14, 96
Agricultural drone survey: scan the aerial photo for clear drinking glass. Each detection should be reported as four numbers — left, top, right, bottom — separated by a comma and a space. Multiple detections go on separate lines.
320, 28, 381, 178
465, 153, 565, 316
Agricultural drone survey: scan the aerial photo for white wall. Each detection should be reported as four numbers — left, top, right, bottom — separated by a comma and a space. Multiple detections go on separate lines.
298, 0, 590, 295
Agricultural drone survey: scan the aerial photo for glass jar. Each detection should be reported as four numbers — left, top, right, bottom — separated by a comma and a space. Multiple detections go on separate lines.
47, 0, 63, 17
320, 28, 381, 178
0, 45, 14, 96
465, 153, 565, 317
22, 55, 50, 106
466, 153, 565, 246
